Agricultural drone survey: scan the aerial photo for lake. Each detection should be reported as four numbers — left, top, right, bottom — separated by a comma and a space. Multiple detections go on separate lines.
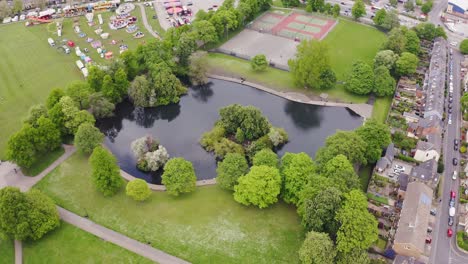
96, 79, 363, 184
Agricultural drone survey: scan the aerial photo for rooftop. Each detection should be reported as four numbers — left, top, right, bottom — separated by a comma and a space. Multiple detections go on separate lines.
410, 159, 437, 182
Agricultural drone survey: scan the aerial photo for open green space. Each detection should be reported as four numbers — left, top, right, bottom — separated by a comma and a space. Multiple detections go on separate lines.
0, 22, 81, 159
372, 97, 392, 123
323, 18, 387, 80
457, 231, 468, 251
0, 238, 14, 264
143, 6, 165, 37
34, 153, 304, 264
23, 222, 153, 264
22, 147, 65, 176
206, 53, 369, 103
358, 165, 373, 192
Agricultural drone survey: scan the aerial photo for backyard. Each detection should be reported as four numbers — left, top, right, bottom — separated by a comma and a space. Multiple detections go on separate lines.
23, 222, 153, 264
34, 153, 304, 264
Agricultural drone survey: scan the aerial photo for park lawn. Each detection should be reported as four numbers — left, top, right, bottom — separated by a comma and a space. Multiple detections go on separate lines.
323, 18, 387, 81
144, 5, 166, 37
23, 222, 153, 264
372, 96, 392, 123
0, 238, 14, 264
358, 165, 373, 192
34, 153, 304, 264
206, 53, 368, 103
22, 147, 64, 176
0, 23, 81, 159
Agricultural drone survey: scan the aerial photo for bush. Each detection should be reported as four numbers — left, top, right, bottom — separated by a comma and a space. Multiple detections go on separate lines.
461, 39, 468, 55
219, 104, 270, 141
126, 179, 152, 201
213, 138, 244, 159
200, 125, 225, 152
89, 146, 124, 197
397, 153, 417, 163
252, 149, 278, 168
162, 158, 197, 196
457, 231, 468, 251
437, 157, 444, 173
251, 54, 268, 71
74, 123, 104, 154
268, 127, 288, 147
246, 135, 274, 160
216, 153, 249, 190
461, 146, 467, 153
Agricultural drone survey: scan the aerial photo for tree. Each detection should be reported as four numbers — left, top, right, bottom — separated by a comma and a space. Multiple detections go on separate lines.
0, 187, 31, 240
373, 66, 396, 97
219, 104, 271, 141
6, 124, 37, 168
74, 123, 104, 154
113, 68, 130, 103
66, 81, 91, 109
404, 0, 415, 11
143, 146, 169, 171
128, 75, 151, 107
234, 165, 282, 208
120, 51, 139, 80
209, 10, 238, 39
126, 179, 151, 201
173, 32, 198, 69
335, 190, 378, 254
89, 146, 124, 197
389, 0, 398, 6
345, 60, 374, 95
460, 39, 468, 55
45, 88, 65, 110
268, 127, 288, 147
405, 30, 421, 55
47, 101, 66, 136
252, 148, 278, 168
251, 54, 268, 71
216, 153, 249, 191
88, 93, 115, 118
332, 4, 340, 18
384, 27, 407, 55
149, 63, 187, 106
322, 154, 361, 192
302, 187, 342, 236
461, 92, 468, 112
289, 40, 336, 90
162, 158, 197, 196
280, 152, 315, 205
24, 104, 48, 126
373, 50, 399, 71
297, 175, 334, 216
315, 131, 367, 168
188, 51, 209, 86
308, 0, 325, 12
413, 23, 446, 40
352, 0, 366, 20
396, 52, 419, 76
25, 189, 60, 240
381, 10, 400, 31
421, 0, 433, 14
34, 116, 61, 153
12, 0, 22, 16
0, 1, 11, 19
192, 20, 218, 47
60, 96, 95, 135
336, 250, 370, 264
87, 66, 106, 91
373, 9, 387, 27
298, 231, 336, 264
101, 74, 119, 103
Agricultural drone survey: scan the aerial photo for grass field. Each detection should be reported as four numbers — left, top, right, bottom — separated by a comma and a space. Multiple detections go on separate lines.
372, 96, 392, 123
144, 5, 166, 37
22, 147, 64, 176
23, 222, 153, 264
34, 153, 304, 264
0, 238, 14, 264
0, 23, 81, 159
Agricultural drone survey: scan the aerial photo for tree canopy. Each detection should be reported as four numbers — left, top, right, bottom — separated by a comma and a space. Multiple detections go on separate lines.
216, 153, 249, 191
315, 131, 367, 169
74, 123, 104, 154
322, 154, 361, 193
396, 52, 419, 76
356, 119, 392, 163
373, 50, 399, 71
373, 66, 396, 97
352, 0, 366, 20
89, 146, 124, 197
345, 60, 374, 95
219, 104, 271, 141
302, 187, 342, 236
252, 148, 278, 168
280, 152, 315, 206
299, 231, 336, 264
126, 179, 152, 201
162, 158, 197, 196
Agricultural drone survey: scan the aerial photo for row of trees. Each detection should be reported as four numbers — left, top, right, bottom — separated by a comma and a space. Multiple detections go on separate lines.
306, 0, 341, 18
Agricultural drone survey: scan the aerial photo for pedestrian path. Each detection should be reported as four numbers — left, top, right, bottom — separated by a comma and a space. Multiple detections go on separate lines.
137, 3, 160, 39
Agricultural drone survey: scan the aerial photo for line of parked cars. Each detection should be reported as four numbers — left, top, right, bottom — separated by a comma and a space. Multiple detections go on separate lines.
447, 191, 456, 237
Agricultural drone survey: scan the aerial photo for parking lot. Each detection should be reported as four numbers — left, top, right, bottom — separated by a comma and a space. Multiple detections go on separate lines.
380, 160, 414, 182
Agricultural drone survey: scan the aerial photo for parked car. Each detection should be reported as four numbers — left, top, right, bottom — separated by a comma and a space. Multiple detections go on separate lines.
450, 199, 455, 207
449, 216, 454, 226
453, 171, 458, 180
448, 228, 453, 237
430, 208, 437, 216
448, 108, 453, 114
455, 139, 459, 146
426, 236, 432, 244
453, 158, 458, 165
451, 191, 456, 199
455, 144, 459, 151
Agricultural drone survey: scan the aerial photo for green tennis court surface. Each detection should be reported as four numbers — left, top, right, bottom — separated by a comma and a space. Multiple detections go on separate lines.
286, 22, 321, 33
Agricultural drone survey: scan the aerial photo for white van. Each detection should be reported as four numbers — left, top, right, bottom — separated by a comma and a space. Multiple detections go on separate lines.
47, 38, 55, 47
81, 68, 89, 78
449, 207, 455, 217
75, 60, 85, 70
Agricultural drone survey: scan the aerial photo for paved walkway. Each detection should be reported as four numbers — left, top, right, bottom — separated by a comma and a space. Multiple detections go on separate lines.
14, 240, 22, 264
208, 74, 373, 119
58, 207, 189, 264
137, 3, 160, 39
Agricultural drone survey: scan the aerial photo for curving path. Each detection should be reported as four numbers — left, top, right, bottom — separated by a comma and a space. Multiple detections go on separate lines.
137, 3, 160, 39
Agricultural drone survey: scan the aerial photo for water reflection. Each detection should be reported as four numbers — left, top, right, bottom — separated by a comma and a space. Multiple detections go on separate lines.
96, 79, 362, 184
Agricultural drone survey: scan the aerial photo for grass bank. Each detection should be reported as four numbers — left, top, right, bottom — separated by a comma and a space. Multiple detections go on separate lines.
358, 165, 373, 192
34, 153, 304, 264
0, 238, 14, 264
372, 97, 392, 123
22, 147, 65, 176
23, 222, 153, 264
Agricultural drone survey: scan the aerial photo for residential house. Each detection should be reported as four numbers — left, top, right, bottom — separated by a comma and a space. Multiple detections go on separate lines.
398, 173, 409, 199
376, 143, 395, 173
459, 204, 468, 234
403, 112, 420, 124
406, 116, 441, 139
413, 141, 440, 162
393, 182, 433, 258
410, 159, 437, 183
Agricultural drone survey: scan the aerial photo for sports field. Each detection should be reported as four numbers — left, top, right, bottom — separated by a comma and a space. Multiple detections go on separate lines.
0, 22, 81, 159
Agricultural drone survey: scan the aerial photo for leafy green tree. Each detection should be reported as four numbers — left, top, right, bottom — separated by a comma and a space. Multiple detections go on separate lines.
384, 27, 407, 55
126, 179, 151, 201
289, 40, 336, 90
234, 165, 282, 208
74, 123, 104, 154
45, 88, 65, 110
0, 187, 31, 240
189, 51, 209, 86
461, 39, 468, 55
237, 2, 253, 24
66, 81, 91, 109
88, 93, 115, 119
89, 146, 124, 197
332, 4, 340, 17
352, 0, 366, 20
345, 60, 374, 95
308, 0, 325, 12
461, 92, 468, 112
381, 10, 400, 31
253, 149, 278, 168
174, 32, 198, 69
373, 50, 399, 71
101, 74, 118, 103
192, 20, 218, 47
209, 10, 238, 39
356, 119, 391, 163
60, 96, 95, 135
47, 101, 66, 136
120, 50, 139, 80
251, 54, 268, 71
34, 116, 61, 153
373, 66, 396, 97
336, 250, 370, 264
216, 153, 249, 190
315, 131, 367, 169
213, 138, 245, 159
24, 104, 48, 126
219, 104, 271, 141
298, 231, 336, 264
373, 9, 387, 27
405, 30, 421, 55
25, 189, 60, 240
404, 0, 414, 11
12, 0, 23, 14
162, 158, 197, 196
280, 152, 315, 205
87, 66, 106, 91
113, 68, 130, 103
128, 75, 151, 107
302, 187, 342, 235
396, 52, 419, 76
297, 175, 334, 216
149, 63, 187, 106
6, 124, 37, 168
413, 22, 446, 40
322, 154, 361, 192
335, 190, 378, 254
421, 0, 433, 14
